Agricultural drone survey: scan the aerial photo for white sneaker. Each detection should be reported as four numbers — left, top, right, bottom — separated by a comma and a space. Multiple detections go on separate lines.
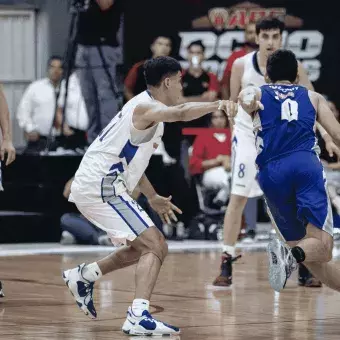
267, 238, 297, 292
62, 263, 97, 319
122, 306, 180, 336
60, 231, 76, 245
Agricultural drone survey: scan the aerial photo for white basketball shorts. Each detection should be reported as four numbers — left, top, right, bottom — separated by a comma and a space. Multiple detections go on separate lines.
231, 128, 263, 198
74, 191, 154, 246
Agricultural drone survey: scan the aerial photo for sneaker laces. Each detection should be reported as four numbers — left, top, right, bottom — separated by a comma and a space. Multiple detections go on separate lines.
79, 266, 95, 302
83, 281, 94, 304
283, 245, 297, 278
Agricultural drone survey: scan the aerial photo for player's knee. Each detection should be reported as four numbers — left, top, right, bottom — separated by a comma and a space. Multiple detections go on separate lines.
154, 234, 168, 260
323, 243, 333, 262
142, 236, 168, 263
323, 234, 333, 262
136, 227, 168, 262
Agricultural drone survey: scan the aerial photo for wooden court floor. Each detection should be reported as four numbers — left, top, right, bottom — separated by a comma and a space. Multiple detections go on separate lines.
0, 250, 340, 340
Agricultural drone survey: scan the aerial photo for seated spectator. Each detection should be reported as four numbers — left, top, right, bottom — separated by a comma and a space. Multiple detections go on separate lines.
124, 35, 172, 101
60, 177, 112, 245
189, 110, 231, 206
181, 40, 219, 127
17, 56, 63, 154
56, 71, 89, 151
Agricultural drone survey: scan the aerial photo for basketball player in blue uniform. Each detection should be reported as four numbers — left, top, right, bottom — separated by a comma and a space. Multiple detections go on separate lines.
238, 49, 340, 292
0, 85, 16, 298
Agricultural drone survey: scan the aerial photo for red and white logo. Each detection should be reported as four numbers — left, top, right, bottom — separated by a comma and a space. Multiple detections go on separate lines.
208, 7, 286, 30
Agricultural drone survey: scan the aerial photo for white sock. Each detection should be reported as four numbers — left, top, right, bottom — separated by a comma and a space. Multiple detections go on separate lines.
82, 262, 102, 282
132, 299, 150, 317
222, 245, 236, 257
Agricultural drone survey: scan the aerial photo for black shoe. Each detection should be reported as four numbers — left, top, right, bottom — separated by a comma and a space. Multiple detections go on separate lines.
0, 281, 4, 298
298, 264, 322, 287
213, 252, 241, 287
241, 229, 256, 243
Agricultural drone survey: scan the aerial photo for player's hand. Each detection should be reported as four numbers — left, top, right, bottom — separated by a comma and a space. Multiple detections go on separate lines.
148, 194, 182, 224
218, 100, 238, 119
325, 139, 340, 160
238, 92, 264, 113
1, 138, 16, 166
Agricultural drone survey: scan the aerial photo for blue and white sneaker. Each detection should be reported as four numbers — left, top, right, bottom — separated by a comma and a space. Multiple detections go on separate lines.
62, 263, 97, 319
267, 238, 297, 292
122, 306, 180, 336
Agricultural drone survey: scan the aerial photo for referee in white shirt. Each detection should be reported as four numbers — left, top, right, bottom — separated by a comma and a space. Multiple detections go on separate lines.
17, 56, 63, 154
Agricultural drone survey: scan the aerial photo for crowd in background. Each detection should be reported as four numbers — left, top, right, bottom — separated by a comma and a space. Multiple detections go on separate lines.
12, 1, 340, 245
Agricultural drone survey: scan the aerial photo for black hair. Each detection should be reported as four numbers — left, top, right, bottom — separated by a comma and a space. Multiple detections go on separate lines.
151, 34, 173, 46
266, 49, 298, 83
187, 40, 205, 52
48, 55, 63, 67
256, 17, 285, 35
144, 56, 182, 87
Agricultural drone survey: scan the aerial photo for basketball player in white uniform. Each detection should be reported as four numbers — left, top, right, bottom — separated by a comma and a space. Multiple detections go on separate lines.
0, 84, 16, 298
62, 56, 237, 336
213, 18, 339, 287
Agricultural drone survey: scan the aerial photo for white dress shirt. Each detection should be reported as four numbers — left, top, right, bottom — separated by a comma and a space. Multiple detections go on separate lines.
17, 78, 58, 136
58, 73, 89, 131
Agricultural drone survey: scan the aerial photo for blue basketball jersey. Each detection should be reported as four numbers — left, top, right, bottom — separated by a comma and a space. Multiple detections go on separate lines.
254, 84, 318, 168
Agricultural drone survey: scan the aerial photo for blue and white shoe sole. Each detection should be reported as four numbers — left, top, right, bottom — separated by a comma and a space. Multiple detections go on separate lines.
122, 319, 180, 336
62, 270, 96, 319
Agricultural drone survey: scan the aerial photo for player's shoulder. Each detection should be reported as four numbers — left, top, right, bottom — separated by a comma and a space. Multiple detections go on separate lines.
307, 89, 322, 101
232, 56, 245, 71
238, 50, 255, 62
133, 95, 166, 116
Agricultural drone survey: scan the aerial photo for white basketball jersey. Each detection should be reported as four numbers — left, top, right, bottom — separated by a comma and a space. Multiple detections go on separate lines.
70, 91, 164, 204
234, 51, 265, 134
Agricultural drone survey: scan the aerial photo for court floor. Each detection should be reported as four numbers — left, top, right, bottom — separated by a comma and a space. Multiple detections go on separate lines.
1, 241, 340, 340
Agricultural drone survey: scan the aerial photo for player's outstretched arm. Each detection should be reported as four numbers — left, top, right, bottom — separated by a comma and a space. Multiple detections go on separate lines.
133, 100, 236, 130
0, 85, 15, 165
238, 86, 263, 116
316, 92, 340, 147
